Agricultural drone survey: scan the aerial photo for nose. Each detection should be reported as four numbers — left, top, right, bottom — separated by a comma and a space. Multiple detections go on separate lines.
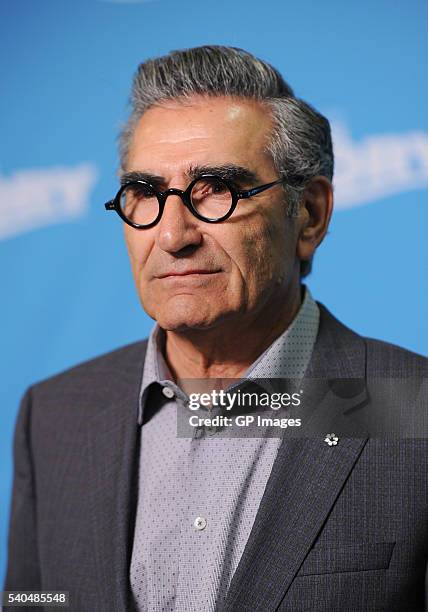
156, 192, 203, 254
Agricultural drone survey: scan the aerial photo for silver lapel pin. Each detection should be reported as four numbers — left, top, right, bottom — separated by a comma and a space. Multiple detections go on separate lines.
324, 433, 339, 446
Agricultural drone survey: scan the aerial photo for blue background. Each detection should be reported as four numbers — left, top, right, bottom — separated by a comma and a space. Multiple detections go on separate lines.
1, 0, 427, 585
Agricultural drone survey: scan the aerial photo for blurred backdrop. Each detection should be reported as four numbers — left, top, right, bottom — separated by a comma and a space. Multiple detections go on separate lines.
1, 0, 427, 584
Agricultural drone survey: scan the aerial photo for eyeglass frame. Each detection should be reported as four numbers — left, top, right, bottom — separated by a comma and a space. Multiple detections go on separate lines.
104, 173, 288, 229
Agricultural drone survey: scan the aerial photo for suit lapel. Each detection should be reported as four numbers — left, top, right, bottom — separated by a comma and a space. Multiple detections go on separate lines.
221, 436, 368, 612
84, 341, 147, 611
222, 303, 370, 612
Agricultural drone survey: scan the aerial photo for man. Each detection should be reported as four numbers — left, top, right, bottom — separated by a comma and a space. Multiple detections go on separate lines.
4, 46, 428, 612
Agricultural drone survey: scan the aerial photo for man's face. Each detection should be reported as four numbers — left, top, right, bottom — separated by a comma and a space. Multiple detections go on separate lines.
123, 95, 301, 332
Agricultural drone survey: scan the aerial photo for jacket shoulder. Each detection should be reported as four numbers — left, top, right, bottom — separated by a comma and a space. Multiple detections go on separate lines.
316, 302, 427, 377
32, 338, 148, 395
364, 336, 428, 376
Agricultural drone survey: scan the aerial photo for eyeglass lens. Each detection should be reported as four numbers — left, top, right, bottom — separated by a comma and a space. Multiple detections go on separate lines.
119, 177, 233, 225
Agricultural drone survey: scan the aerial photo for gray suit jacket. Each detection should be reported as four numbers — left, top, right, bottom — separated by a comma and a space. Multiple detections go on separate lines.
4, 303, 428, 611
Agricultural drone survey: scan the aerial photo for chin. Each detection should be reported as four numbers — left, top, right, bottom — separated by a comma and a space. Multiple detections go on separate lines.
156, 313, 218, 332
154, 301, 222, 332
143, 290, 238, 332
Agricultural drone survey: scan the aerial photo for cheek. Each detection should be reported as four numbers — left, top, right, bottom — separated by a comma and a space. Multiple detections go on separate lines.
124, 230, 152, 279
240, 217, 288, 281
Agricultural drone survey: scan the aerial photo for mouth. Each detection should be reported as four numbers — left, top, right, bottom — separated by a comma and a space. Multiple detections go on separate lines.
157, 270, 221, 279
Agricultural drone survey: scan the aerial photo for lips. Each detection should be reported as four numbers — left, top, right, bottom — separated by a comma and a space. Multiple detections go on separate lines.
157, 269, 220, 278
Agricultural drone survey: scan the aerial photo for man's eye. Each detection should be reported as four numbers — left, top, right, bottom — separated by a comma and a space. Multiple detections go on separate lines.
212, 181, 228, 194
196, 179, 229, 194
130, 185, 156, 199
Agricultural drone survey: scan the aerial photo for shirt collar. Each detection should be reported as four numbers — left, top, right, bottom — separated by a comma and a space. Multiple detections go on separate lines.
244, 284, 319, 379
137, 284, 319, 425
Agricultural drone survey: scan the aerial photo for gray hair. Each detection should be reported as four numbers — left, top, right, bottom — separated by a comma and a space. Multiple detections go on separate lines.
118, 45, 334, 278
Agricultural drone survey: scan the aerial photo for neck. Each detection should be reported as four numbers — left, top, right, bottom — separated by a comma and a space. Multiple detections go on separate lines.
164, 282, 303, 384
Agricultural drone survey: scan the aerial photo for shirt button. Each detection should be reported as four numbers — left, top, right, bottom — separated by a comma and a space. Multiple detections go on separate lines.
162, 386, 175, 399
193, 516, 207, 531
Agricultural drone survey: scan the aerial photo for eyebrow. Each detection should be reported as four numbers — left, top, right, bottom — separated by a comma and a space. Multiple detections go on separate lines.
120, 170, 164, 187
119, 164, 261, 188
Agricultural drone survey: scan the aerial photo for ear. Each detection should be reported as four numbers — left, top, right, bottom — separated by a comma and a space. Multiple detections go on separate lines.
296, 176, 334, 264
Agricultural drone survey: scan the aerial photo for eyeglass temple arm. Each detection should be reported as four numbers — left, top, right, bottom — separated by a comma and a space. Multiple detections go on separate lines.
237, 178, 286, 199
105, 200, 115, 210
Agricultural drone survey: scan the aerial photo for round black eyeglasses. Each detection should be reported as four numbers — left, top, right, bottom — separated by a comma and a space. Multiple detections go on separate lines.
104, 174, 287, 228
